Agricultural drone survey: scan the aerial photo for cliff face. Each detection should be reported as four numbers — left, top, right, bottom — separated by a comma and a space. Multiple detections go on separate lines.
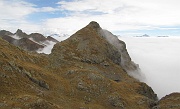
1, 21, 179, 109
100, 29, 138, 71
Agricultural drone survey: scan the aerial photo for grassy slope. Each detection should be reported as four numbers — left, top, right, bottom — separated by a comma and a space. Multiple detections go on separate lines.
0, 24, 159, 109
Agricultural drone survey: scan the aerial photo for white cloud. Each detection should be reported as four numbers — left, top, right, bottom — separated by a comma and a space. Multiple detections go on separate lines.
0, 0, 36, 20
38, 7, 59, 12
42, 0, 180, 35
0, 0, 39, 33
0, 0, 58, 20
1, 0, 180, 36
58, 0, 127, 14
121, 37, 180, 98
0, 0, 58, 33
37, 41, 56, 54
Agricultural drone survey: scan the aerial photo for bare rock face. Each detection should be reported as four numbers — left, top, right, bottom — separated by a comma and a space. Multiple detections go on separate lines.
100, 29, 138, 71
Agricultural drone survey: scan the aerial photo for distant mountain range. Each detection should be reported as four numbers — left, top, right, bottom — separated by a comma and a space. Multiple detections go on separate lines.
49, 33, 69, 37
0, 29, 59, 52
134, 34, 150, 37
134, 34, 169, 37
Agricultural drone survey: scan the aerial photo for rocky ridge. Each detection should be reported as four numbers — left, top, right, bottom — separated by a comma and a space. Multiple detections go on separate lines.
0, 29, 59, 52
0, 21, 179, 109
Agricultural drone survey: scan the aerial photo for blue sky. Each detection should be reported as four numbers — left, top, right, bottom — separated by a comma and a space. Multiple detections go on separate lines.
1, 0, 180, 36
25, 0, 60, 7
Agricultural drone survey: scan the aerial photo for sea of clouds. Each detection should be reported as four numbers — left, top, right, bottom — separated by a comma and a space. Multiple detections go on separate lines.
120, 37, 180, 98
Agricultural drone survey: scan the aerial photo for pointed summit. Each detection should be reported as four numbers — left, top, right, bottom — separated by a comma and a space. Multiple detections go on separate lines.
16, 29, 23, 33
51, 21, 139, 74
87, 21, 101, 29
15, 29, 29, 38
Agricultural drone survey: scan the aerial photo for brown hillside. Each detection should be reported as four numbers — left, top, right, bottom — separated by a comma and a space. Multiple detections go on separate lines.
1, 21, 179, 109
153, 93, 180, 109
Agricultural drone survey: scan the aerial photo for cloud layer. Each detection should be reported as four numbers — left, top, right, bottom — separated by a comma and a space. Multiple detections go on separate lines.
121, 37, 180, 98
1, 0, 180, 36
37, 41, 56, 54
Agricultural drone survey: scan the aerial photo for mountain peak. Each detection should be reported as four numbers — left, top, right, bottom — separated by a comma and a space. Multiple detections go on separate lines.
16, 29, 23, 33
52, 21, 139, 75
16, 29, 24, 35
87, 21, 101, 29
15, 29, 28, 38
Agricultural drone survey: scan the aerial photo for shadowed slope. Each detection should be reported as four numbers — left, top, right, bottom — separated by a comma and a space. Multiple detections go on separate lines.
0, 29, 59, 52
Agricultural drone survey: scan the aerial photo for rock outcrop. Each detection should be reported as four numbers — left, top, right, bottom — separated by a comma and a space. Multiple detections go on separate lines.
153, 93, 180, 109
0, 21, 179, 109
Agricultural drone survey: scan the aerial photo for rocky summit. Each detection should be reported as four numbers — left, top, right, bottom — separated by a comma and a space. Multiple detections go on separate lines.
0, 21, 179, 109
